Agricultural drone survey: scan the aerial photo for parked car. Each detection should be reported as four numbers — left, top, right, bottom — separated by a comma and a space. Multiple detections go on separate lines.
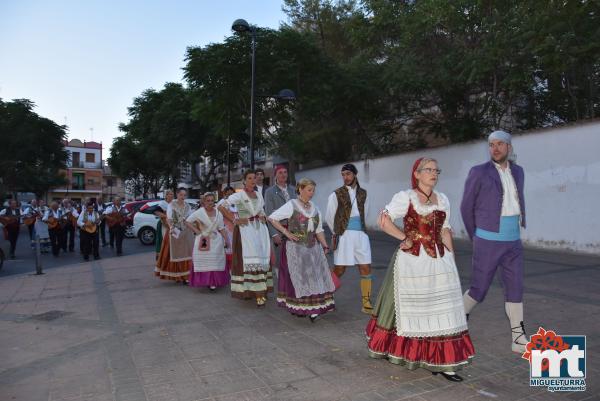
133, 199, 200, 245
123, 200, 158, 238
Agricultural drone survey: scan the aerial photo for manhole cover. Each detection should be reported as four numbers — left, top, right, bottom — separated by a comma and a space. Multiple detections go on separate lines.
30, 310, 72, 321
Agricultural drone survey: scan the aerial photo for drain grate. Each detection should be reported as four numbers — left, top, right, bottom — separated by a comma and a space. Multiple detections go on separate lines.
30, 310, 72, 321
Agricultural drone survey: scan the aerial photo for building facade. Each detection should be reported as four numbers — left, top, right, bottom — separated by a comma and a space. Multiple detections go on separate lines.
102, 165, 127, 203
47, 139, 103, 204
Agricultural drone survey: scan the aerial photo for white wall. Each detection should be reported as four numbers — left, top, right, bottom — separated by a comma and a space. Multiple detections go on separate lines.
296, 121, 600, 254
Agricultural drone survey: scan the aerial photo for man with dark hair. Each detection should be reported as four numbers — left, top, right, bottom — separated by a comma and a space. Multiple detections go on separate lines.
325, 163, 373, 313
254, 168, 268, 197
103, 197, 129, 256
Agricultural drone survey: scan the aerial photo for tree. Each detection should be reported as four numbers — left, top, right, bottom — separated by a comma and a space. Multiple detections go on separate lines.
0, 98, 68, 198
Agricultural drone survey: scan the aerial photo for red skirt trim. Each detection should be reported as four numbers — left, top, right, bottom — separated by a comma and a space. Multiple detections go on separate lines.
365, 317, 475, 371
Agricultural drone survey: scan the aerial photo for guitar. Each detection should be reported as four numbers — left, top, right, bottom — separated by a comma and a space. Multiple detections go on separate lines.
105, 209, 128, 228
23, 210, 39, 226
0, 215, 19, 227
46, 216, 60, 230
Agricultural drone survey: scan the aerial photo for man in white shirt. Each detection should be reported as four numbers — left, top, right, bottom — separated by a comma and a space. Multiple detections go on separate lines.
61, 198, 78, 253
77, 201, 101, 260
43, 201, 65, 257
103, 197, 129, 256
326, 164, 373, 313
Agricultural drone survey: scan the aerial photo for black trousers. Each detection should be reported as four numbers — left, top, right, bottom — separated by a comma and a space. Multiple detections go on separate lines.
110, 225, 125, 254
80, 229, 99, 258
27, 224, 34, 240
49, 228, 64, 256
6, 226, 19, 257
99, 220, 107, 245
63, 224, 76, 251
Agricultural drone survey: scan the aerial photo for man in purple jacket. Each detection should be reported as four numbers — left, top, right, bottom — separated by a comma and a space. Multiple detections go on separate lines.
460, 130, 527, 353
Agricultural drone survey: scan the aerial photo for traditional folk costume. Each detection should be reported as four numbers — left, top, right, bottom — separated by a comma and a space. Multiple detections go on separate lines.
460, 130, 528, 353
186, 207, 230, 289
77, 210, 101, 260
103, 204, 129, 255
325, 164, 373, 313
223, 190, 272, 301
366, 186, 475, 373
155, 201, 193, 282
32, 206, 50, 253
42, 208, 66, 256
264, 179, 297, 275
154, 200, 170, 258
0, 206, 21, 258
270, 199, 335, 317
61, 206, 78, 252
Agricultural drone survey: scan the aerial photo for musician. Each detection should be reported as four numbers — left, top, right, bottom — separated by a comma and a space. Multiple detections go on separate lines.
43, 201, 65, 256
103, 197, 129, 256
0, 200, 22, 259
77, 201, 101, 260
97, 201, 108, 247
61, 198, 79, 253
24, 199, 38, 240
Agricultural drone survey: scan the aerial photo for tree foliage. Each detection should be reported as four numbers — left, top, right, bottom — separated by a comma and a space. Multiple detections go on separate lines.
0, 98, 68, 198
114, 0, 599, 186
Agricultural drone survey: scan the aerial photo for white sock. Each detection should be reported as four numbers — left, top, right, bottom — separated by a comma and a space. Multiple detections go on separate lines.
463, 291, 478, 314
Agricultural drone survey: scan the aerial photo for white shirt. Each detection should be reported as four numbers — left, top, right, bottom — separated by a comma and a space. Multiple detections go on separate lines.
77, 211, 100, 228
104, 205, 124, 215
269, 199, 324, 234
43, 209, 62, 221
325, 186, 369, 232
494, 162, 521, 216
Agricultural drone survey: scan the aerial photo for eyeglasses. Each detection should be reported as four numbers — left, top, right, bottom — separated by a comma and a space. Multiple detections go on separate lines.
418, 168, 442, 175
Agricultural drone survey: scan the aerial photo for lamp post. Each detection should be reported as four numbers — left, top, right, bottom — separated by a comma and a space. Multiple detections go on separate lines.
232, 19, 257, 169
232, 19, 297, 171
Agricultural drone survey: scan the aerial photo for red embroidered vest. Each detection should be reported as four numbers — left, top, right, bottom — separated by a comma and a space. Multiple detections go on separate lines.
403, 202, 446, 258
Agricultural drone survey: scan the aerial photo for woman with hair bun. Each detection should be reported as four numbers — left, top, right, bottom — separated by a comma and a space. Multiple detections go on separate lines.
268, 178, 335, 322
218, 170, 272, 307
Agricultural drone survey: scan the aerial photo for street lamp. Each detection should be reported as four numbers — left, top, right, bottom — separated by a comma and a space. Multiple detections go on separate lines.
232, 19, 297, 171
232, 19, 257, 169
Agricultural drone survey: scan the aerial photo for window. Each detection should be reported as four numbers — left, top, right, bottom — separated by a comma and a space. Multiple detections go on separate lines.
72, 152, 80, 166
86, 153, 95, 163
72, 173, 84, 190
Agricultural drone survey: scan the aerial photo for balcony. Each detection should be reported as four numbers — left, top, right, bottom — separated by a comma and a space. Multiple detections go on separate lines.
68, 161, 102, 169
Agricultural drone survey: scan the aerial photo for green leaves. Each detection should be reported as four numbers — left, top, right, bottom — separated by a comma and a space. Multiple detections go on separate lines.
0, 98, 68, 197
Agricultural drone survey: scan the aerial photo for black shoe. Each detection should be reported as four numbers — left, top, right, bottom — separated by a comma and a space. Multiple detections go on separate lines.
69, 249, 74, 252
466, 314, 470, 321
84, 256, 89, 261
94, 256, 101, 260
9, 254, 15, 259
102, 243, 107, 247
309, 314, 320, 323
110, 245, 114, 248
117, 252, 123, 256
432, 372, 463, 382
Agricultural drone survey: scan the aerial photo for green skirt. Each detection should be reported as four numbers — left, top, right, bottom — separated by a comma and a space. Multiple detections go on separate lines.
155, 220, 163, 254
365, 250, 475, 372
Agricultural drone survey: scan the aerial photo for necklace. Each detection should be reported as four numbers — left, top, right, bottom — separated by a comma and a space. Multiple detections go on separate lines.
416, 186, 433, 205
298, 197, 311, 209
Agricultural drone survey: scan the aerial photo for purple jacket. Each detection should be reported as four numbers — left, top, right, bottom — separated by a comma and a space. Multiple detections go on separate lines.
460, 160, 526, 240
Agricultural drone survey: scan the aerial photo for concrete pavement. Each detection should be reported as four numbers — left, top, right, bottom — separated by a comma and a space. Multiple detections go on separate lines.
0, 232, 599, 401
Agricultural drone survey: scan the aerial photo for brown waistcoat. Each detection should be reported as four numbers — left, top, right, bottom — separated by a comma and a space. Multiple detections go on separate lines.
333, 186, 367, 236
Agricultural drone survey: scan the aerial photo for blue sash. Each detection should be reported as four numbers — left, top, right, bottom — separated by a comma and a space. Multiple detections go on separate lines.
475, 215, 520, 241
346, 216, 363, 231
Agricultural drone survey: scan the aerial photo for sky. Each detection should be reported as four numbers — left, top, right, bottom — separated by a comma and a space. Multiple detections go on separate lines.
0, 0, 287, 156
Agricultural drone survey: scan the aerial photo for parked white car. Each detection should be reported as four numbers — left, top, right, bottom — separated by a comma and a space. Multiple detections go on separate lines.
132, 199, 200, 245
